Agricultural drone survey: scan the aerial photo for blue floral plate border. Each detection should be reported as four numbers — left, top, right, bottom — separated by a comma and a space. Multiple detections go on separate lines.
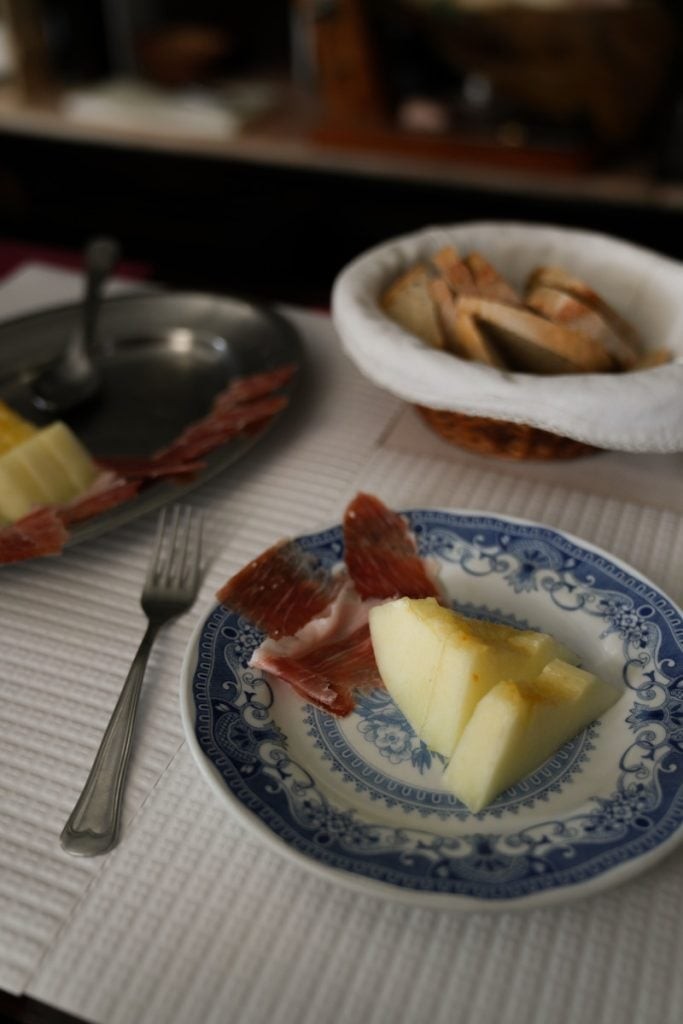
180, 509, 683, 909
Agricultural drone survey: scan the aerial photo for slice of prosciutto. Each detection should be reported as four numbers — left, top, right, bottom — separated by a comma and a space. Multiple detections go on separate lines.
343, 492, 440, 600
0, 507, 68, 563
97, 364, 296, 486
217, 539, 346, 640
59, 476, 142, 526
218, 494, 441, 715
0, 364, 297, 565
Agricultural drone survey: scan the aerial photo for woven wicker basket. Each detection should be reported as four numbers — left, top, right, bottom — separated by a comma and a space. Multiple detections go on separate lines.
416, 406, 597, 460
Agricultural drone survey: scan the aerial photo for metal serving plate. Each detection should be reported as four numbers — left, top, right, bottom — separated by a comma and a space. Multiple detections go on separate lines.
0, 292, 302, 545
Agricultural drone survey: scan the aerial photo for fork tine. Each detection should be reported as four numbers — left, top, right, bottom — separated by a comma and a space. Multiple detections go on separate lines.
183, 509, 204, 591
173, 505, 193, 587
146, 505, 168, 585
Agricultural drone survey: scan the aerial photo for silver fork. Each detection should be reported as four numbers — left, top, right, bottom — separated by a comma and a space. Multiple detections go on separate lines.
61, 505, 203, 856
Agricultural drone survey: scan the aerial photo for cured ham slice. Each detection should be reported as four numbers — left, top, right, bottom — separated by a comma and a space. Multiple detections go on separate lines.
0, 364, 297, 564
217, 540, 346, 640
95, 455, 206, 481
213, 363, 297, 408
219, 494, 441, 716
0, 507, 68, 563
96, 367, 294, 485
255, 624, 377, 716
59, 477, 142, 526
343, 492, 440, 600
156, 394, 288, 463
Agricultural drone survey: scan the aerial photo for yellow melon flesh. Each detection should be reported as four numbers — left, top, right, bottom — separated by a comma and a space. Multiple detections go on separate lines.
0, 421, 98, 524
443, 659, 620, 812
0, 401, 37, 456
368, 597, 575, 758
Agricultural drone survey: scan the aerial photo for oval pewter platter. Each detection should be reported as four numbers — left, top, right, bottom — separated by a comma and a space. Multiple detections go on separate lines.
0, 291, 302, 546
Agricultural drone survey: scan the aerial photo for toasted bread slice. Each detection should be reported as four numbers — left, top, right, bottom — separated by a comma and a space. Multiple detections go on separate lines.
381, 263, 445, 350
528, 266, 642, 358
526, 284, 637, 370
430, 278, 507, 367
631, 347, 673, 370
456, 295, 615, 374
465, 252, 522, 305
431, 246, 476, 293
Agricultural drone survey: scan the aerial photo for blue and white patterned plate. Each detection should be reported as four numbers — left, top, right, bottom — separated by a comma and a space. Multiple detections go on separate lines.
180, 509, 683, 909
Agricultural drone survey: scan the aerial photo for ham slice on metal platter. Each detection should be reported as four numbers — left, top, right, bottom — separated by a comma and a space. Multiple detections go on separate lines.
0, 507, 68, 564
218, 493, 441, 715
0, 363, 296, 564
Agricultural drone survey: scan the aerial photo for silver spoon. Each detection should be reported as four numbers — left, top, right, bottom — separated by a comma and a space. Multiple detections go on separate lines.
32, 236, 121, 413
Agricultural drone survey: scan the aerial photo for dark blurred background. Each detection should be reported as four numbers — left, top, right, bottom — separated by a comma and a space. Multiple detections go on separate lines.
1, 0, 682, 305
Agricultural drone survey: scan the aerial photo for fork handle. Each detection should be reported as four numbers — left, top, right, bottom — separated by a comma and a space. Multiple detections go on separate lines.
60, 620, 161, 856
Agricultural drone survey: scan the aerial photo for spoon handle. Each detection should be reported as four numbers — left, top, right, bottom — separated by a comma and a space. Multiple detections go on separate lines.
82, 236, 121, 356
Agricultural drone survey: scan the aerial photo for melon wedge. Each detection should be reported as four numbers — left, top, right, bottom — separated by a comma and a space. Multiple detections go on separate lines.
443, 659, 620, 812
368, 597, 575, 757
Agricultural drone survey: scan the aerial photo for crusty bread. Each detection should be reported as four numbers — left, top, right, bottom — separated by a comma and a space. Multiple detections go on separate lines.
631, 347, 673, 369
380, 264, 445, 350
527, 265, 642, 358
455, 295, 615, 374
431, 246, 476, 292
464, 252, 522, 305
430, 278, 507, 367
526, 284, 637, 370
431, 247, 522, 307
379, 249, 645, 377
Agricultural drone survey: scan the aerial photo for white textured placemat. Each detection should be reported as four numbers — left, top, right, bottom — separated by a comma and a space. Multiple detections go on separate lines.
2, 265, 683, 1024
27, 451, 683, 1024
0, 265, 399, 996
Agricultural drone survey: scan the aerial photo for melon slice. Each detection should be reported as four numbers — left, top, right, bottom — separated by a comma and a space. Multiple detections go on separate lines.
0, 421, 98, 523
368, 597, 575, 757
443, 659, 620, 812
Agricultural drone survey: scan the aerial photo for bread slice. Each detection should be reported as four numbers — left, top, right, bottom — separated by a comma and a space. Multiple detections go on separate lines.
464, 252, 522, 305
431, 246, 476, 293
527, 265, 642, 358
380, 263, 446, 350
526, 284, 637, 370
430, 277, 507, 367
632, 347, 672, 369
455, 295, 616, 374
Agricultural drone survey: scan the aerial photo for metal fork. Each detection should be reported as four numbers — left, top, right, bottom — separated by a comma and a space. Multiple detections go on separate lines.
61, 505, 203, 856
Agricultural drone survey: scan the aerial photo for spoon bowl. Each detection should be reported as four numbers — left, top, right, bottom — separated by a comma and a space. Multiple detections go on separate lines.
32, 236, 121, 414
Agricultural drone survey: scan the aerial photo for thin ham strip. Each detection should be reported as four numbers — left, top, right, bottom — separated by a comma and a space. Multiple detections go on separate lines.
59, 478, 142, 526
0, 507, 68, 563
97, 370, 293, 485
217, 540, 346, 640
95, 456, 206, 481
213, 363, 297, 408
156, 394, 288, 463
343, 492, 440, 600
256, 624, 377, 716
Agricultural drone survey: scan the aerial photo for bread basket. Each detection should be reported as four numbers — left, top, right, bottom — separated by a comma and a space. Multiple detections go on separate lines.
331, 222, 683, 458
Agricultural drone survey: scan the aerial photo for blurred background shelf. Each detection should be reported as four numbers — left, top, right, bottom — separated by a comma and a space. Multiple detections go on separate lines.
1, 0, 683, 306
